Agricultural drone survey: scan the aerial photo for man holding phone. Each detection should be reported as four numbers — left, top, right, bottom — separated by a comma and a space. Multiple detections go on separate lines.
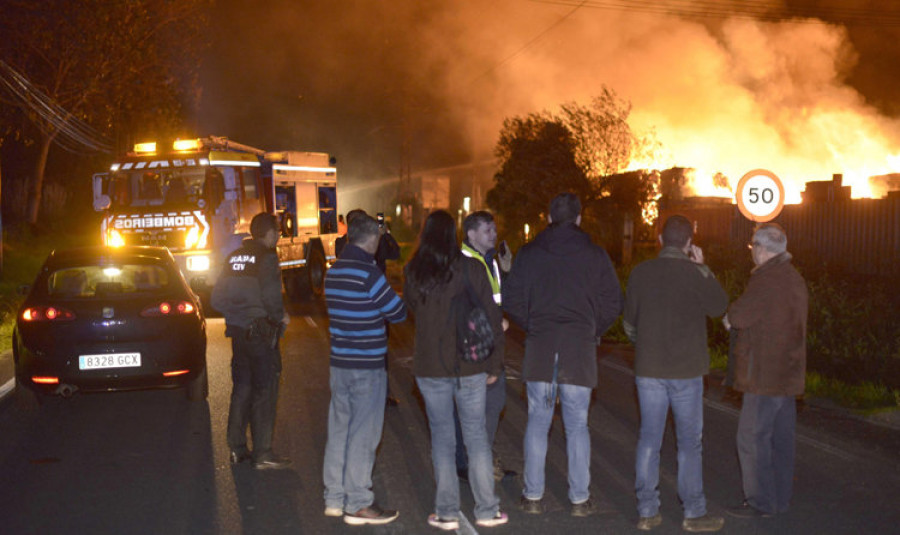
623, 215, 728, 532
454, 210, 515, 483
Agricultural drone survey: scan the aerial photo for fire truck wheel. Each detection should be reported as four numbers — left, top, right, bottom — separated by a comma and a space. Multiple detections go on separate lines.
307, 247, 326, 298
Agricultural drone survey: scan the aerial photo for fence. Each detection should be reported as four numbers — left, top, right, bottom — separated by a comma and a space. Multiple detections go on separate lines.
660, 196, 900, 276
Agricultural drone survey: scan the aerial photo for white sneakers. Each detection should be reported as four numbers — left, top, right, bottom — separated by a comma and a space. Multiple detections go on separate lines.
476, 511, 509, 527
427, 511, 509, 530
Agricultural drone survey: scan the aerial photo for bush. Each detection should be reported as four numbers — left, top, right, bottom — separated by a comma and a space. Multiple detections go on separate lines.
806, 371, 900, 412
804, 273, 900, 391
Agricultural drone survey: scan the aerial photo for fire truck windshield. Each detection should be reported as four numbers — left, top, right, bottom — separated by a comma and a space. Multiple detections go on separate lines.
109, 168, 216, 209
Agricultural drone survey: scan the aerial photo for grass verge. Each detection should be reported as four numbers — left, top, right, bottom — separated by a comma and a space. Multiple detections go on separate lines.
805, 371, 900, 413
0, 227, 90, 352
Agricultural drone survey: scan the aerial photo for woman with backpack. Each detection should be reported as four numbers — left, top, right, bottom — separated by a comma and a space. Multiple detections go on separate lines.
403, 210, 508, 530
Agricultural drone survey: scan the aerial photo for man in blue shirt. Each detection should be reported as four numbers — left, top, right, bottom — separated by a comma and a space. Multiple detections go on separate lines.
322, 213, 407, 526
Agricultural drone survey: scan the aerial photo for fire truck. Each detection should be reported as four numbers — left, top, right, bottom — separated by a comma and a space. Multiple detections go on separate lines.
91, 136, 340, 303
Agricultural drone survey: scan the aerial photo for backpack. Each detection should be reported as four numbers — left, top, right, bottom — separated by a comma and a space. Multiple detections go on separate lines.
452, 268, 495, 364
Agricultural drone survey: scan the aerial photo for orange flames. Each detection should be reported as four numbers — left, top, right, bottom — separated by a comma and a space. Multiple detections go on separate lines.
625, 135, 899, 205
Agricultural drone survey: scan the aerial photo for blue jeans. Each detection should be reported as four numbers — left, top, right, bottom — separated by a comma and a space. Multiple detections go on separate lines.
417, 374, 500, 521
455, 369, 506, 470
737, 393, 796, 514
323, 367, 387, 513
634, 376, 706, 519
523, 381, 592, 504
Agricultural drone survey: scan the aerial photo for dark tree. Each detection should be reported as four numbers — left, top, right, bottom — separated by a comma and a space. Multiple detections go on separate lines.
487, 114, 591, 246
488, 87, 656, 251
0, 0, 211, 226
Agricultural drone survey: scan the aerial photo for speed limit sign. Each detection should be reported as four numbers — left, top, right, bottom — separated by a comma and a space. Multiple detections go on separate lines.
735, 169, 785, 222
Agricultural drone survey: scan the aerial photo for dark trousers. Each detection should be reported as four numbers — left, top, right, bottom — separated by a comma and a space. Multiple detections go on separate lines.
455, 369, 506, 470
737, 392, 797, 514
226, 330, 282, 461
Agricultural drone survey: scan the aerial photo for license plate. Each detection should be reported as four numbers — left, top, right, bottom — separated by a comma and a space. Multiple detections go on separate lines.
79, 352, 141, 370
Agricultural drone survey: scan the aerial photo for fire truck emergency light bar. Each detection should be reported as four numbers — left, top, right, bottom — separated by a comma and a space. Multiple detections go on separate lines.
173, 138, 202, 151
133, 142, 157, 154
134, 139, 203, 153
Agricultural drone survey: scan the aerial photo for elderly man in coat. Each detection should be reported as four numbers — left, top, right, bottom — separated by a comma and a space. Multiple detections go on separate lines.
724, 223, 808, 518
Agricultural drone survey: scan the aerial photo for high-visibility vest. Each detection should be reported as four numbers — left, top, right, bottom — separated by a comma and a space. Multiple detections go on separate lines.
461, 242, 502, 305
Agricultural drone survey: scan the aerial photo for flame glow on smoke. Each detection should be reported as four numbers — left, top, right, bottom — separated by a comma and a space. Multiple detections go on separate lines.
615, 16, 900, 204
213, 1, 900, 207
436, 3, 900, 204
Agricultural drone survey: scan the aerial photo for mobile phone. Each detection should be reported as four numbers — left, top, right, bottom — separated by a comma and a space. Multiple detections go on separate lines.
498, 240, 508, 256
376, 212, 385, 228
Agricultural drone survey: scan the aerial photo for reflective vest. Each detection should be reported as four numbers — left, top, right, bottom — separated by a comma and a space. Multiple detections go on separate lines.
461, 242, 502, 305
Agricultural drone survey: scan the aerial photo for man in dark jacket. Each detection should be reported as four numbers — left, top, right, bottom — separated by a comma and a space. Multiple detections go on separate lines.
724, 223, 808, 518
211, 213, 291, 470
624, 215, 728, 532
503, 192, 623, 517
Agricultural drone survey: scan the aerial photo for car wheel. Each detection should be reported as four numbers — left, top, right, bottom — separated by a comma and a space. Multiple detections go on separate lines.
187, 366, 208, 401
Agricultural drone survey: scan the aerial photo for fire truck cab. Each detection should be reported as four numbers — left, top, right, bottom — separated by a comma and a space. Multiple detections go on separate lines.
92, 137, 338, 303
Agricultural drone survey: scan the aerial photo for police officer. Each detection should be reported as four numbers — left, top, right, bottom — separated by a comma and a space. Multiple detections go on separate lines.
212, 212, 291, 470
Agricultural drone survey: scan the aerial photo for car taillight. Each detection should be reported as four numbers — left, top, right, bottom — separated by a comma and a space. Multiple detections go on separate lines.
21, 306, 76, 322
32, 376, 60, 384
140, 301, 196, 317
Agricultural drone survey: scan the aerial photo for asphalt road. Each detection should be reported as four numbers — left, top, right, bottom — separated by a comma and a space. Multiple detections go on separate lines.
1, 297, 899, 534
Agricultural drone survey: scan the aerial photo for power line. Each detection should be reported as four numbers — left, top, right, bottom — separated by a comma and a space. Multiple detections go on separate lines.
0, 60, 111, 154
468, 1, 588, 86
529, 0, 900, 26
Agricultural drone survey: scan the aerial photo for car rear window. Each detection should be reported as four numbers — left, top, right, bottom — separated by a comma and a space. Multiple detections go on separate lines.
48, 264, 170, 297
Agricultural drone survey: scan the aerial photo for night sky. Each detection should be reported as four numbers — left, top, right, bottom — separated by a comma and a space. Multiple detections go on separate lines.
196, 0, 900, 202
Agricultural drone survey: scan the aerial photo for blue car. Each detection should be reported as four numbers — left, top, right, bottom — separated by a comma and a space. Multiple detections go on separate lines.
13, 245, 207, 401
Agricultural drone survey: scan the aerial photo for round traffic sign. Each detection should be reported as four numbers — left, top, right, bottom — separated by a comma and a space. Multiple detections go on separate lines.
735, 169, 785, 222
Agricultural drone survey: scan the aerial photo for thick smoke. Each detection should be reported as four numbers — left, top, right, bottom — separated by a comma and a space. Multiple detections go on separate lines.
424, 2, 900, 200
204, 0, 900, 202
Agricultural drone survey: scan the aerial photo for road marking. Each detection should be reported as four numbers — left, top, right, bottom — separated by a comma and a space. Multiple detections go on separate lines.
458, 513, 478, 534
0, 378, 14, 401
304, 316, 317, 328
702, 398, 741, 417
599, 357, 860, 463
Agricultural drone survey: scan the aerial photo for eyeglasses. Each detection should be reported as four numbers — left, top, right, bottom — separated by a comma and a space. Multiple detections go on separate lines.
747, 241, 761, 250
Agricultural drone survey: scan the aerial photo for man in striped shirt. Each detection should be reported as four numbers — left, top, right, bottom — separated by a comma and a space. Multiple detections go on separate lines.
322, 213, 407, 526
